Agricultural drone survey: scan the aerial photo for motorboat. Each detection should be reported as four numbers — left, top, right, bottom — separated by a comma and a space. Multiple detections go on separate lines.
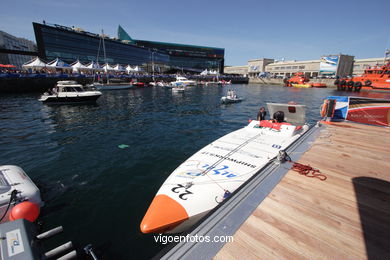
140, 103, 309, 234
285, 72, 327, 88
170, 76, 196, 87
0, 165, 43, 223
335, 57, 390, 91
39, 81, 102, 103
132, 81, 145, 88
221, 96, 243, 104
91, 82, 134, 90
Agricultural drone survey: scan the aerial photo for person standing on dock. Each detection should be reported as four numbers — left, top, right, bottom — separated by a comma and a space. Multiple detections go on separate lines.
257, 107, 267, 121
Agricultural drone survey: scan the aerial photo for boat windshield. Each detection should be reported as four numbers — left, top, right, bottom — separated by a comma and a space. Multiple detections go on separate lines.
63, 87, 84, 92
0, 171, 11, 193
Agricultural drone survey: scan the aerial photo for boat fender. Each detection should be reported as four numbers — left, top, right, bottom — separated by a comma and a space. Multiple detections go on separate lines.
320, 99, 336, 118
347, 80, 354, 86
364, 79, 372, 86
9, 201, 40, 222
334, 79, 340, 85
354, 81, 362, 91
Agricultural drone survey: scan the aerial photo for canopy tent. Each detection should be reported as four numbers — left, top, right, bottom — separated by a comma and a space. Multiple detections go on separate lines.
133, 66, 142, 72
200, 69, 209, 75
113, 64, 126, 72
101, 63, 115, 71
22, 57, 47, 69
85, 61, 103, 71
209, 69, 219, 75
125, 65, 135, 73
47, 58, 71, 69
70, 60, 88, 72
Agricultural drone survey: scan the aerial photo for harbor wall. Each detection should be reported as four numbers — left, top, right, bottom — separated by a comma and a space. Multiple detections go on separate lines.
249, 78, 336, 87
0, 76, 248, 93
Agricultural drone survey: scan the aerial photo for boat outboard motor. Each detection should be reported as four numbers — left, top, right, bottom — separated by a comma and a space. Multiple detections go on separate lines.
273, 111, 285, 123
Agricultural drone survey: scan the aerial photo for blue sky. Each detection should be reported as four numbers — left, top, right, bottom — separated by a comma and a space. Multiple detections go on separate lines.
1, 0, 389, 65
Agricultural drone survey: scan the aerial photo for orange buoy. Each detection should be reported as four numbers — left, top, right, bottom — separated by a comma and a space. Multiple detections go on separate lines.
9, 201, 40, 222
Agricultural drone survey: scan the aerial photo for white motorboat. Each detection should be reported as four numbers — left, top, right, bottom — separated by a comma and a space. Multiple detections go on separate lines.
0, 165, 43, 223
170, 76, 196, 87
141, 103, 309, 234
39, 81, 102, 103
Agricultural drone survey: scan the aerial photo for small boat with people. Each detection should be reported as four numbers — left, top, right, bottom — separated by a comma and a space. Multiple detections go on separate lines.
140, 102, 309, 234
221, 89, 242, 104
39, 81, 102, 103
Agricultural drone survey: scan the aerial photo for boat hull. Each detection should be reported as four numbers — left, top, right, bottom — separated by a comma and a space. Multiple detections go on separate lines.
221, 96, 242, 104
40, 94, 101, 104
292, 84, 312, 88
95, 84, 133, 90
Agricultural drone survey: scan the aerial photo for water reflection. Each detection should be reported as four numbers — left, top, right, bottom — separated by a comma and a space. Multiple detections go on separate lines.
1, 84, 390, 260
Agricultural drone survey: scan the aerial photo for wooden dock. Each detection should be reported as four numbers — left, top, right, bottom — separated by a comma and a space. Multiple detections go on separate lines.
215, 121, 390, 260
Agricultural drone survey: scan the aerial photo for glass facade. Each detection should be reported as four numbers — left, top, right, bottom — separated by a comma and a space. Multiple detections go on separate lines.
0, 31, 37, 68
33, 23, 224, 73
33, 23, 169, 67
136, 40, 224, 71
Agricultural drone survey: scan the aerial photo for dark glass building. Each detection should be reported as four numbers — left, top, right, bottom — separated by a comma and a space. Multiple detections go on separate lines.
33, 22, 224, 73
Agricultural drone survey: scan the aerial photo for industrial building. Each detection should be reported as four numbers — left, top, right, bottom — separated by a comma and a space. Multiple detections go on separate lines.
225, 55, 385, 78
33, 22, 224, 73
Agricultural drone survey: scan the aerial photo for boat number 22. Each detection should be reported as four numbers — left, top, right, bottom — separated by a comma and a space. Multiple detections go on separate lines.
171, 184, 193, 200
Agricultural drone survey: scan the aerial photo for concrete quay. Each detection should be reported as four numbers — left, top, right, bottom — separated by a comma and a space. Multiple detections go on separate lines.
249, 78, 336, 87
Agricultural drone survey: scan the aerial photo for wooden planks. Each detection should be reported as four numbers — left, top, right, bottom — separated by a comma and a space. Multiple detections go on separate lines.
215, 122, 390, 260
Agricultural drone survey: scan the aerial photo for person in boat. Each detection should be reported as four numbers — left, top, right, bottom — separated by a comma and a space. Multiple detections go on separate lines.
272, 111, 285, 123
227, 89, 233, 98
257, 107, 267, 121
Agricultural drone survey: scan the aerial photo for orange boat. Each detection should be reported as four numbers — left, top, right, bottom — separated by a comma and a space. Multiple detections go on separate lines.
284, 72, 327, 88
334, 59, 390, 92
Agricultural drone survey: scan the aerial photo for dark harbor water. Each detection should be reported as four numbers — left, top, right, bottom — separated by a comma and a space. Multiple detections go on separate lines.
1, 84, 389, 259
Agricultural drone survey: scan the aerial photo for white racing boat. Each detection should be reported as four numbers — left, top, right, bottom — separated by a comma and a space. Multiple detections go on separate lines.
39, 81, 102, 103
0, 165, 43, 223
141, 103, 309, 234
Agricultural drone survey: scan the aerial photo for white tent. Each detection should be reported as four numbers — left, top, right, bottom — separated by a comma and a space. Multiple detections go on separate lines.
125, 65, 134, 73
209, 69, 219, 75
70, 60, 87, 72
101, 63, 115, 71
47, 58, 71, 69
200, 69, 209, 75
85, 61, 102, 71
133, 66, 141, 72
22, 57, 47, 69
113, 64, 126, 72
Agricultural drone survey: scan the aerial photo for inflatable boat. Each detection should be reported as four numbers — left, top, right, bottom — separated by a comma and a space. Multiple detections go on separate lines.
0, 165, 43, 223
141, 103, 309, 234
